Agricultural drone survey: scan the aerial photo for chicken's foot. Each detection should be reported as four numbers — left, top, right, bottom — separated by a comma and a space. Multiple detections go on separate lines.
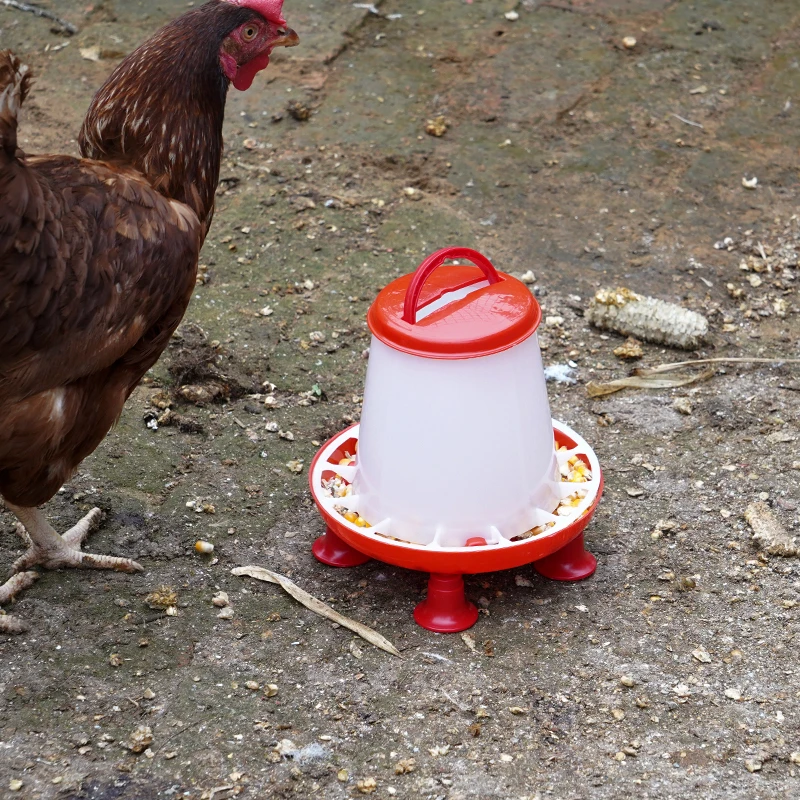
6, 504, 144, 574
0, 571, 39, 634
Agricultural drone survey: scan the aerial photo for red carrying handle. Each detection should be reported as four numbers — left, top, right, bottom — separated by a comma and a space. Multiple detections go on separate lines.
402, 247, 502, 324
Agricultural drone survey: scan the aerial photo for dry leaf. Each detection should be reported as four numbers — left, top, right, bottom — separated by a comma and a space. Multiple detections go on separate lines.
80, 45, 100, 62
232, 566, 401, 657
586, 367, 714, 397
745, 502, 798, 556
586, 356, 800, 398
394, 758, 416, 775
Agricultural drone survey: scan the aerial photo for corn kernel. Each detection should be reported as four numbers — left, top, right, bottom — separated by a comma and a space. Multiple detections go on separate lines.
339, 457, 352, 466
344, 511, 358, 523
355, 516, 367, 527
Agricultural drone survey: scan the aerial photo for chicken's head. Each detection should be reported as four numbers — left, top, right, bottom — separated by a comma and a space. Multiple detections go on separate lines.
219, 0, 299, 91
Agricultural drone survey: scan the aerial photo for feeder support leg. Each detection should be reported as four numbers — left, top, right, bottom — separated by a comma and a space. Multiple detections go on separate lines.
313, 527, 371, 568
413, 573, 479, 633
533, 533, 596, 581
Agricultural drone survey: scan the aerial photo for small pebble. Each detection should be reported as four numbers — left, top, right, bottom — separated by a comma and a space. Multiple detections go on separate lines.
212, 591, 230, 608
128, 725, 154, 754
620, 675, 635, 687
622, 36, 637, 48
217, 607, 235, 620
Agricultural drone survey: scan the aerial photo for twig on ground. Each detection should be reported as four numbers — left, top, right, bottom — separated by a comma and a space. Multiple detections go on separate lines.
1, 0, 78, 34
671, 113, 704, 129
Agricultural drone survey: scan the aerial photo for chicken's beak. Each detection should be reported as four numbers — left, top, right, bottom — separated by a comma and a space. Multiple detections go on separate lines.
271, 26, 299, 48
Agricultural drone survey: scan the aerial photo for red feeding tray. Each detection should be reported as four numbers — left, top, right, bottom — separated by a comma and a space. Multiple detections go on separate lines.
309, 420, 602, 633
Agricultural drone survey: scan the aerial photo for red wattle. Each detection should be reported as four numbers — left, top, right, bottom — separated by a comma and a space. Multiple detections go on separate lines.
232, 53, 271, 91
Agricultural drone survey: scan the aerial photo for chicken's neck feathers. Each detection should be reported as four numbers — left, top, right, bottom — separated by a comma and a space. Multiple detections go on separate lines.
78, 2, 253, 228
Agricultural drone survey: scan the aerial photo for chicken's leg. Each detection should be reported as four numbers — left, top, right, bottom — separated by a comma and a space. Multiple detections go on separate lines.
0, 571, 39, 634
6, 503, 144, 574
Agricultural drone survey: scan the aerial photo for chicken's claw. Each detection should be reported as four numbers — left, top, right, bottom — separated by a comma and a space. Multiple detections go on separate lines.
0, 571, 39, 634
11, 507, 144, 574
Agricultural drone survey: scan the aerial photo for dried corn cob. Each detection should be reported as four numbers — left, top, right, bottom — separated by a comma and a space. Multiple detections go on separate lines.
586, 287, 709, 350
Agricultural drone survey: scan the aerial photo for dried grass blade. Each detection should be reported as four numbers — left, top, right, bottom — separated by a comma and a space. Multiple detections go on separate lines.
586, 368, 714, 398
635, 356, 800, 376
587, 356, 800, 397
232, 565, 402, 657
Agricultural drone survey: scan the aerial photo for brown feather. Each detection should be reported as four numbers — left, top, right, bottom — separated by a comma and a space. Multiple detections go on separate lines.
0, 2, 265, 507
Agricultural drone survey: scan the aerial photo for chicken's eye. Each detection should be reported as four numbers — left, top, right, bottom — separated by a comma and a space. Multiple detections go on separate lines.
242, 25, 258, 41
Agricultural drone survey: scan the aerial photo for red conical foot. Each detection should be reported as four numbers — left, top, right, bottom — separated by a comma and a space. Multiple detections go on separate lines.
413, 573, 479, 633
533, 533, 596, 581
312, 527, 371, 567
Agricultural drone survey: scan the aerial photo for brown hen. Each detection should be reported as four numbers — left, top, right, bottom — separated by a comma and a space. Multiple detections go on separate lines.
0, 0, 298, 633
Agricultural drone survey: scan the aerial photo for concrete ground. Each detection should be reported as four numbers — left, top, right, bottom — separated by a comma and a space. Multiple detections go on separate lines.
1, 0, 799, 797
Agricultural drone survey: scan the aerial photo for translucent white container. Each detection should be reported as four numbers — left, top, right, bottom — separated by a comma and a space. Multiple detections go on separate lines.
352, 247, 559, 547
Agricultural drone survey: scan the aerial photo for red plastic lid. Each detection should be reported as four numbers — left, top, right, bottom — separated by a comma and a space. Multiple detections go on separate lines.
367, 247, 541, 359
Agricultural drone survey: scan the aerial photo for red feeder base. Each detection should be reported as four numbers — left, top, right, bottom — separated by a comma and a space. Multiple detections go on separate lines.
312, 527, 371, 568
533, 533, 596, 581
413, 573, 479, 633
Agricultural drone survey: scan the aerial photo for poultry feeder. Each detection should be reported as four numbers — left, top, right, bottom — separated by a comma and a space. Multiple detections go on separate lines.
309, 247, 603, 632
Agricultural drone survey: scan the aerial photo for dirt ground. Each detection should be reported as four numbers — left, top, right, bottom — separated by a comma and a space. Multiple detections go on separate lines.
2, 0, 800, 797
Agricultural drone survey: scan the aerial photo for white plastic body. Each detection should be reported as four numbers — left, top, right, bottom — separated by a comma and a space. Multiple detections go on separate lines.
353, 334, 559, 546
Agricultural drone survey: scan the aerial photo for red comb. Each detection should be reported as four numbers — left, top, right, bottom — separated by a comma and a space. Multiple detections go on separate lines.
225, 0, 286, 25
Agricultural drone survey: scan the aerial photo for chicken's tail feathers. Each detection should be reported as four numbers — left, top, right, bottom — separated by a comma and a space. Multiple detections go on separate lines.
0, 50, 32, 157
